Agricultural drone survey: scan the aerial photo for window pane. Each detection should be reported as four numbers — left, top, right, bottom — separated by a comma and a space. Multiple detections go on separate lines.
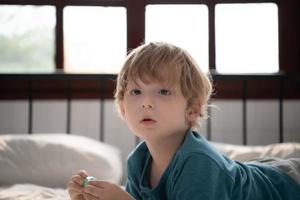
64, 6, 126, 73
146, 5, 208, 71
0, 5, 55, 73
215, 3, 279, 74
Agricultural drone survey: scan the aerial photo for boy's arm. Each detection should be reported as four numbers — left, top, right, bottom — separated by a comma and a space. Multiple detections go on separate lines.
172, 155, 233, 200
83, 180, 135, 200
124, 178, 141, 200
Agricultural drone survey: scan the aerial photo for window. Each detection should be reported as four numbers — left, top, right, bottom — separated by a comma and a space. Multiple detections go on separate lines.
64, 6, 127, 73
0, 5, 55, 73
146, 4, 209, 71
0, 2, 283, 74
1, 0, 299, 100
215, 3, 279, 74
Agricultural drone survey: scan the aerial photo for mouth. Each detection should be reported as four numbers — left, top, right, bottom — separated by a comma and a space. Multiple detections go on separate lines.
140, 118, 157, 125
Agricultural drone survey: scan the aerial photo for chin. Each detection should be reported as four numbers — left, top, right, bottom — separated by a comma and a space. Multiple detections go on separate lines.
133, 129, 157, 140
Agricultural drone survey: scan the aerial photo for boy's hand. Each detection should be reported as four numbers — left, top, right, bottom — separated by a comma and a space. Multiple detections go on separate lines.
83, 181, 134, 200
67, 170, 88, 200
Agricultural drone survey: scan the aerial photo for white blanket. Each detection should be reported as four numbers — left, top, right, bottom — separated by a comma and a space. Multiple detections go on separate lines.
0, 184, 69, 200
211, 142, 300, 162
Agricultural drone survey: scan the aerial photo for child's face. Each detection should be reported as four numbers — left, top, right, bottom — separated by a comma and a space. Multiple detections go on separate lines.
119, 78, 195, 142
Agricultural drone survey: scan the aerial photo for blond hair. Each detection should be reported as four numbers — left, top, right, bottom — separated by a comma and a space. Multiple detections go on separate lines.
115, 42, 212, 128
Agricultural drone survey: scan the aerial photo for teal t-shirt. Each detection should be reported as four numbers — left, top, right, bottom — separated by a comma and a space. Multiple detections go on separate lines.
125, 129, 300, 200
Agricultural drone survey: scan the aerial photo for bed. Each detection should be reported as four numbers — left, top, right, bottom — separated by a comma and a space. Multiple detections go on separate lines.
0, 73, 299, 199
1, 134, 300, 199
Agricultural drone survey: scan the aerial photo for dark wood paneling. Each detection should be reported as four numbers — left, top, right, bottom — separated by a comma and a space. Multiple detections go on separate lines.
0, 73, 299, 99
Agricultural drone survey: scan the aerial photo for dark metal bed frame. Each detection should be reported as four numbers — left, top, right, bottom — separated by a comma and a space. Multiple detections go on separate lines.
208, 72, 285, 145
0, 72, 299, 145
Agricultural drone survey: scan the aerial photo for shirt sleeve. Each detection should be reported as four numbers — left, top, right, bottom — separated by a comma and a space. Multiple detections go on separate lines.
125, 178, 141, 200
171, 154, 234, 200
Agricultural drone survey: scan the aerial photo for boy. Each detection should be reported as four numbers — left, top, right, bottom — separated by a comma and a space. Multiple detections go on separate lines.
67, 42, 300, 200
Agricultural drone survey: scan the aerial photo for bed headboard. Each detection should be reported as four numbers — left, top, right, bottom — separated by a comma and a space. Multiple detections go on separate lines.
0, 72, 299, 152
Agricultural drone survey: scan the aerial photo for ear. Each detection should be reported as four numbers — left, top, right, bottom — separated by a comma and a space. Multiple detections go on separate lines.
186, 100, 202, 122
118, 101, 126, 120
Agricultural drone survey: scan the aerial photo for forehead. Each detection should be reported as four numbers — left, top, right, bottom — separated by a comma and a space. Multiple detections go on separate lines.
127, 78, 177, 89
128, 65, 180, 86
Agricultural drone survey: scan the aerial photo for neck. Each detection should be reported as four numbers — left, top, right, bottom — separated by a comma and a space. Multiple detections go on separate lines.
146, 135, 184, 165
145, 129, 188, 187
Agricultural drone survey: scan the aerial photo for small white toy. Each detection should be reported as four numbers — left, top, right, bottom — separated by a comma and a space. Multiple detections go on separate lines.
83, 176, 96, 187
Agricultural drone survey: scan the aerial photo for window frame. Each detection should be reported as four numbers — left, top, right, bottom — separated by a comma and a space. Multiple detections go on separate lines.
0, 0, 299, 99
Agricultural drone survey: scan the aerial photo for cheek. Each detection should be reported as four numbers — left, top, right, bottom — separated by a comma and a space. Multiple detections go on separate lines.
123, 99, 139, 118
125, 99, 138, 110
164, 102, 188, 120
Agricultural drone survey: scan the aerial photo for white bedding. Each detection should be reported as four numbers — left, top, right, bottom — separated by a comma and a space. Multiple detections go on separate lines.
211, 142, 300, 162
0, 134, 123, 187
0, 184, 69, 200
0, 133, 299, 199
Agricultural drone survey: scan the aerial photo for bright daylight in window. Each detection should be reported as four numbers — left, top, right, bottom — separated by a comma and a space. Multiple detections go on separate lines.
64, 6, 126, 73
0, 5, 55, 73
146, 5, 209, 72
215, 3, 279, 74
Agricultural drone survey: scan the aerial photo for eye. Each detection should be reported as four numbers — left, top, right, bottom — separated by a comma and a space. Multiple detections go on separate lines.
158, 89, 172, 96
130, 89, 141, 96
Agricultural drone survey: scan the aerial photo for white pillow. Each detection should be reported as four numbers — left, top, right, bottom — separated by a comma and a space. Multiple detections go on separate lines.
0, 134, 123, 188
211, 141, 300, 162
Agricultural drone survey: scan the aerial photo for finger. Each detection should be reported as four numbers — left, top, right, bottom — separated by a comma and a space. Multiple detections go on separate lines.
67, 181, 83, 192
83, 192, 98, 200
68, 188, 82, 196
84, 184, 104, 196
71, 175, 85, 185
68, 188, 84, 200
78, 169, 88, 178
88, 180, 109, 188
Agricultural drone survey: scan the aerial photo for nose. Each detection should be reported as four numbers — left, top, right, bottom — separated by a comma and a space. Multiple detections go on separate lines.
141, 97, 154, 109
141, 104, 153, 109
